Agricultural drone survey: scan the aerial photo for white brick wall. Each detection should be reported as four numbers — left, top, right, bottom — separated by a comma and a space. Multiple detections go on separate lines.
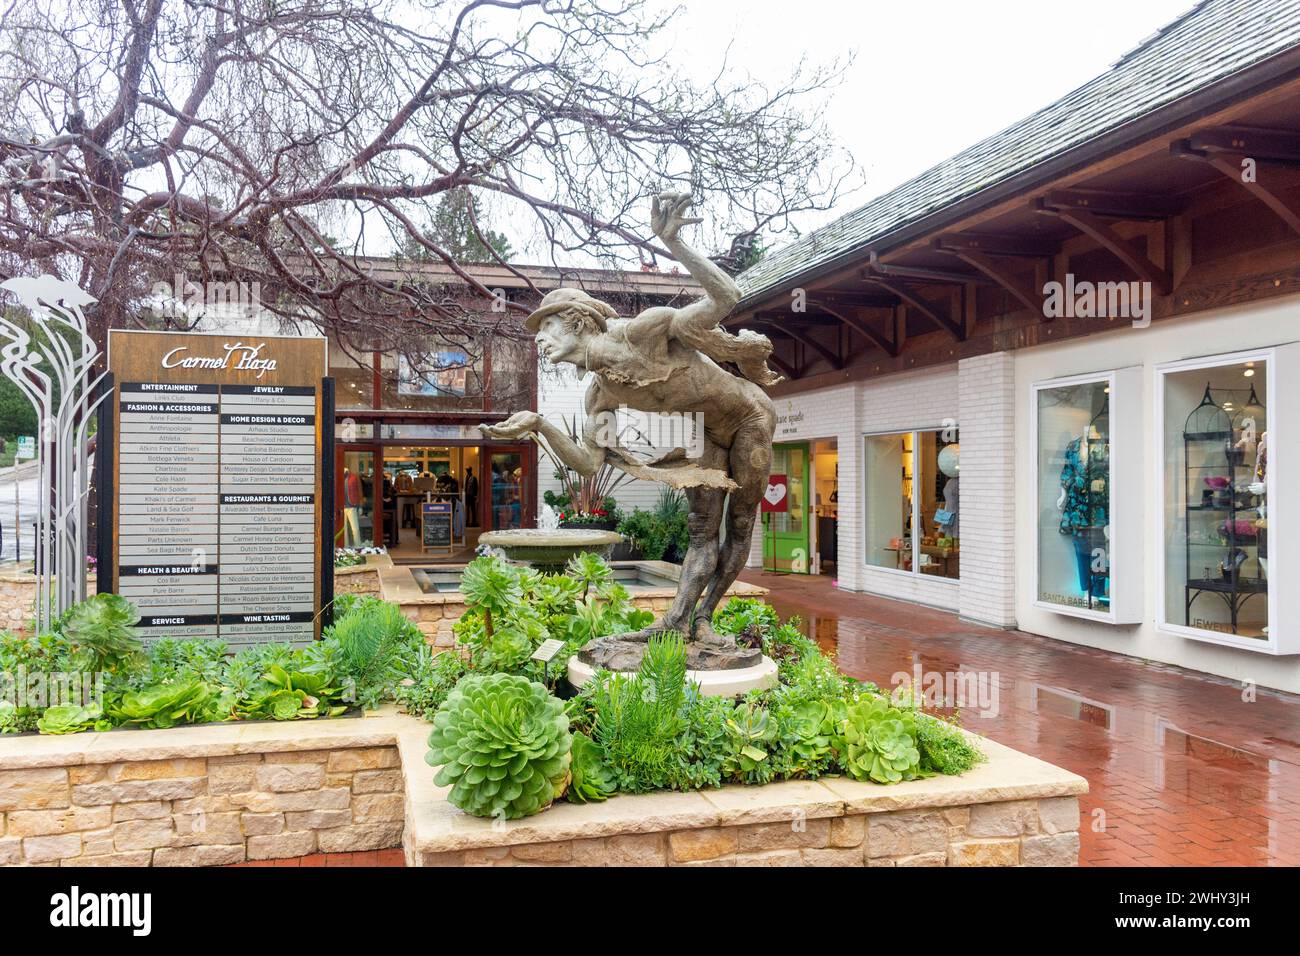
957, 352, 1017, 627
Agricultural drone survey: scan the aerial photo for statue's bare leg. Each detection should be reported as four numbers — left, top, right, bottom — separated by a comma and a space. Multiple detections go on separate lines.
693, 411, 774, 643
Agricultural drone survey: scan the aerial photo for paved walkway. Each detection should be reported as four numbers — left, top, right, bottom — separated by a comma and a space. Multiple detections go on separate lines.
739, 570, 1300, 866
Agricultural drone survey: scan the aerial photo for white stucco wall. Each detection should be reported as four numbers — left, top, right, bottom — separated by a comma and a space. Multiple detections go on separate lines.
1013, 293, 1300, 693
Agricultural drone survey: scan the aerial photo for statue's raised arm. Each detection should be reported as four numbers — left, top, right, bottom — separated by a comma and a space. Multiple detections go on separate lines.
646, 191, 741, 338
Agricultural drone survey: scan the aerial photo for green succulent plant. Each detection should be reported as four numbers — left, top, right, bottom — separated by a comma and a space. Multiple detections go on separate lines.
724, 702, 776, 783
426, 674, 572, 820
840, 697, 922, 784
567, 731, 616, 803
36, 702, 104, 735
59, 593, 144, 675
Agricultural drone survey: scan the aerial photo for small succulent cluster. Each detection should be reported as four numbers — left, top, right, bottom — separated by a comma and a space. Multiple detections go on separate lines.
840, 697, 922, 784
426, 673, 573, 819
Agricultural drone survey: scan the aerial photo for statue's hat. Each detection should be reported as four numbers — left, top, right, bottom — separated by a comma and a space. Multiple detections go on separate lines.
524, 287, 618, 333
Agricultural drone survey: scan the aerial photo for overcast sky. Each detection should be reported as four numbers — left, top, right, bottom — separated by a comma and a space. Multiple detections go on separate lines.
649, 0, 1197, 240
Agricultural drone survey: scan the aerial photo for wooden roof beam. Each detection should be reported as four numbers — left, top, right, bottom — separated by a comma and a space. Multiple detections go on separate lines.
753, 319, 842, 370
933, 247, 1044, 316
810, 300, 899, 357
934, 233, 1061, 257
1173, 138, 1300, 236
861, 275, 966, 341
1040, 188, 1186, 221
1188, 126, 1300, 164
865, 251, 993, 285
1035, 201, 1173, 296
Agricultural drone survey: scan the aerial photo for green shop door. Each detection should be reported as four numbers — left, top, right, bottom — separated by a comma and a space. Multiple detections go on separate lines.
763, 442, 810, 573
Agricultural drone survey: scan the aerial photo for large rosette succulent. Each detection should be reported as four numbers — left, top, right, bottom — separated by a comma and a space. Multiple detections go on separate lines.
839, 696, 922, 784
426, 674, 572, 819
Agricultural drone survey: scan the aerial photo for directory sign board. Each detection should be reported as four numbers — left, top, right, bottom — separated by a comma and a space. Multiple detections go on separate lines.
107, 330, 326, 647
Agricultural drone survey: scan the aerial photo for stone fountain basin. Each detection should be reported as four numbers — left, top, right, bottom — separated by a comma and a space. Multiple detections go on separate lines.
478, 528, 623, 569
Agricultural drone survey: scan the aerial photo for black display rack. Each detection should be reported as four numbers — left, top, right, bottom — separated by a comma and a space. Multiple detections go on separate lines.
1182, 384, 1267, 635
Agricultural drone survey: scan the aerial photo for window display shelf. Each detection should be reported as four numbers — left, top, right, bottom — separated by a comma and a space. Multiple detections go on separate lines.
1031, 367, 1143, 624
1157, 345, 1299, 656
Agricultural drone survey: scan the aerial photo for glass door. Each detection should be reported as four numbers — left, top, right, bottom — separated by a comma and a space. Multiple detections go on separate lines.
336, 446, 379, 549
485, 446, 530, 530
764, 442, 810, 572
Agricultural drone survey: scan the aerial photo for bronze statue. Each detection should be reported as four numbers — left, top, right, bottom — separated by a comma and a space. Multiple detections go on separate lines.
481, 192, 780, 670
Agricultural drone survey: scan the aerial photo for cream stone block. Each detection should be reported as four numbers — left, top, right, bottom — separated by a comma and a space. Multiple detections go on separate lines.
0, 767, 69, 811
0, 837, 21, 865
967, 799, 1038, 837
317, 822, 403, 853
113, 818, 177, 851
256, 763, 325, 793
240, 812, 285, 836
948, 838, 1020, 867
801, 846, 867, 866
225, 787, 351, 813
22, 832, 82, 863
68, 851, 153, 867
668, 827, 738, 862
153, 845, 246, 867
418, 849, 466, 866
352, 769, 403, 794
463, 846, 512, 866
110, 758, 206, 781
113, 801, 169, 822
247, 831, 317, 860
6, 805, 111, 837
735, 848, 802, 866
69, 765, 107, 785
829, 815, 866, 848
284, 809, 352, 831
570, 837, 609, 866
894, 851, 948, 866
510, 841, 573, 863
175, 810, 243, 846
737, 817, 830, 851
208, 764, 259, 794
1036, 797, 1080, 835
353, 792, 405, 823
605, 833, 667, 866
326, 748, 401, 773
73, 778, 205, 805
1020, 832, 1080, 866
699, 779, 842, 826
866, 810, 947, 859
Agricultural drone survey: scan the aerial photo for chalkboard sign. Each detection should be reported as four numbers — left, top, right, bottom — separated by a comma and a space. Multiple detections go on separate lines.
422, 501, 453, 552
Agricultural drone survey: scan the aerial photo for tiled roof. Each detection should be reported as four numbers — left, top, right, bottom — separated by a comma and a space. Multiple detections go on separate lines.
737, 0, 1300, 304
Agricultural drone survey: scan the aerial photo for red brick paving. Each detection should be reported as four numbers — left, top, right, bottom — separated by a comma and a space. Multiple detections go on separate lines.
740, 570, 1300, 867
228, 849, 404, 867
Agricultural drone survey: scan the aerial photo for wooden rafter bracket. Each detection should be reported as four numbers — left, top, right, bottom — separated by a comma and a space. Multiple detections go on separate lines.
1173, 138, 1300, 237
1035, 200, 1173, 296
861, 274, 965, 341
1039, 188, 1186, 221
1187, 126, 1300, 165
864, 250, 992, 285
934, 233, 1061, 257
809, 299, 899, 357
932, 246, 1043, 316
753, 318, 843, 369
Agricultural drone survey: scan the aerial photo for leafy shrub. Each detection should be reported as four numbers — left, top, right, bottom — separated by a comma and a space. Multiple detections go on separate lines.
915, 713, 985, 775
396, 647, 470, 721
321, 597, 425, 709
426, 674, 572, 819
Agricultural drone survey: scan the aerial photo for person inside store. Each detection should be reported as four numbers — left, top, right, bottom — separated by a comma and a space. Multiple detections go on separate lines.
464, 466, 479, 527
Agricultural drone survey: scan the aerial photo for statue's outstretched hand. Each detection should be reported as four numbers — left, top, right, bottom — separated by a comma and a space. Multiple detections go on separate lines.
651, 190, 702, 243
479, 411, 541, 441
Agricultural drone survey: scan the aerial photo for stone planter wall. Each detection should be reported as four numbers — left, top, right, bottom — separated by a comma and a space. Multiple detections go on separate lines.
0, 568, 98, 635
398, 723, 1088, 868
0, 717, 407, 866
333, 562, 381, 598
0, 710, 1087, 867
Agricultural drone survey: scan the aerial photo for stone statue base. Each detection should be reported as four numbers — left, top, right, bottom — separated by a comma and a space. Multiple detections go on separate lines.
567, 652, 778, 698
576, 631, 763, 672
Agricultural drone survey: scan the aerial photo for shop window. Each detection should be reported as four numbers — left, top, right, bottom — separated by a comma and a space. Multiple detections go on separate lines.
1033, 369, 1142, 624
378, 338, 485, 412
329, 339, 374, 410
864, 428, 959, 580
1159, 354, 1270, 645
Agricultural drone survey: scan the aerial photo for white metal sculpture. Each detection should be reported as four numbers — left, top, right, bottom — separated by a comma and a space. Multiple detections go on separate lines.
0, 276, 113, 631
